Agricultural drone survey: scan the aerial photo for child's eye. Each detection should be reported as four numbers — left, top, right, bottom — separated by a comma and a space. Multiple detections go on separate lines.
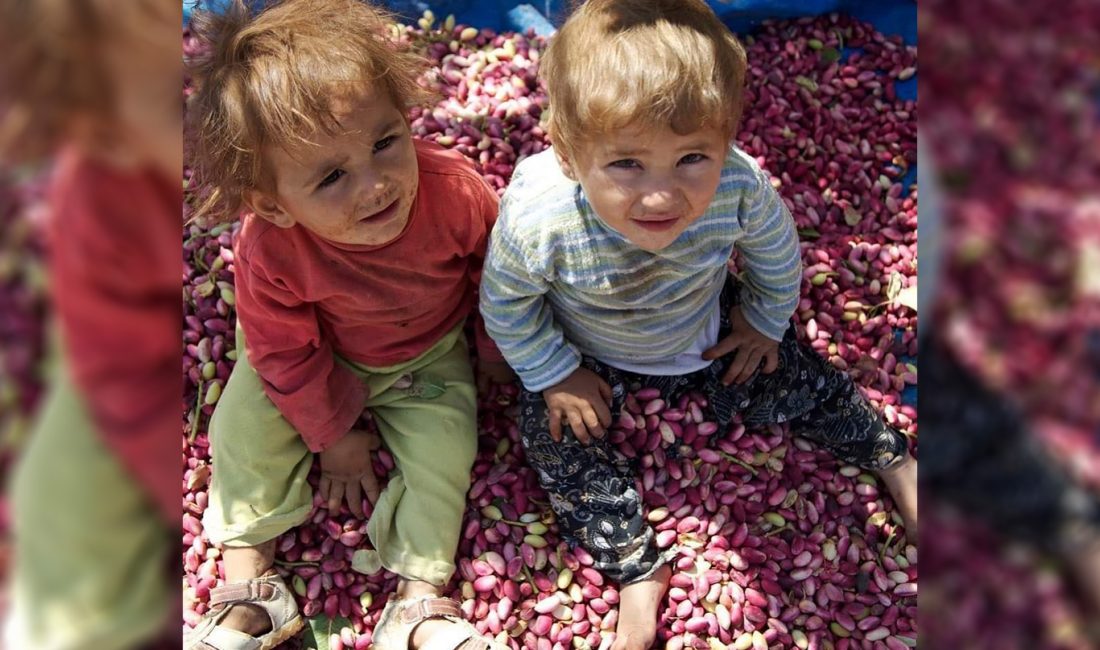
609, 159, 640, 169
679, 153, 707, 165
373, 135, 397, 153
317, 169, 345, 189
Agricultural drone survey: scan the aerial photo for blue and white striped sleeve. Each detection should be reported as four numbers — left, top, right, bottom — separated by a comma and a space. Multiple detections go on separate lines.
479, 207, 581, 392
735, 168, 803, 341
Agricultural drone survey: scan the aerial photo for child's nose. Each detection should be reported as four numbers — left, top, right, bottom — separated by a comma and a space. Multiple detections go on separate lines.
354, 170, 388, 201
638, 186, 682, 212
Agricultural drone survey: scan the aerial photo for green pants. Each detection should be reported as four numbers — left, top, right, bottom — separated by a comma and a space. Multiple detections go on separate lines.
3, 365, 171, 650
203, 325, 478, 585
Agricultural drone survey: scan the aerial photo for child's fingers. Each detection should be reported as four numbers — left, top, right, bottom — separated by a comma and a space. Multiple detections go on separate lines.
582, 406, 604, 440
722, 348, 752, 385
567, 409, 591, 445
592, 395, 612, 429
327, 480, 346, 513
703, 332, 741, 361
319, 476, 332, 504
721, 353, 741, 385
361, 472, 380, 505
731, 349, 762, 384
548, 408, 563, 442
344, 481, 364, 518
762, 348, 780, 374
597, 378, 613, 404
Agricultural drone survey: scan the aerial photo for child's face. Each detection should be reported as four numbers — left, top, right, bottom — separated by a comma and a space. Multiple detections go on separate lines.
247, 86, 418, 247
558, 124, 729, 251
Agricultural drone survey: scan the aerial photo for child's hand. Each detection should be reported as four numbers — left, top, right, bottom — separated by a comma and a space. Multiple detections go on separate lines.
703, 305, 780, 385
543, 368, 613, 445
318, 428, 382, 518
477, 358, 517, 393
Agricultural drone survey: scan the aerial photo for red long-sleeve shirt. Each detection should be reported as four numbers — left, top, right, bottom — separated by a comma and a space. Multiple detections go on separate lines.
235, 140, 501, 452
48, 149, 181, 524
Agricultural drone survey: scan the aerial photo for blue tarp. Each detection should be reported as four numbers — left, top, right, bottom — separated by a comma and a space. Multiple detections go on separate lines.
182, 0, 914, 99
183, 0, 915, 104
184, 1, 915, 44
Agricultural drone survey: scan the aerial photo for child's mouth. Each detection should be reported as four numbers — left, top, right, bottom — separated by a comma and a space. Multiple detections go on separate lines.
359, 198, 399, 224
631, 214, 680, 232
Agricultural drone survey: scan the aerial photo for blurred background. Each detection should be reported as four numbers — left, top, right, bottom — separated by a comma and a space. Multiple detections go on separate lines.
0, 0, 181, 648
919, 0, 1100, 647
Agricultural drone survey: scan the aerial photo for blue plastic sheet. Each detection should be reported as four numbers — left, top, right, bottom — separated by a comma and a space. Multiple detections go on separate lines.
184, 1, 915, 43
183, 0, 915, 106
183, 0, 915, 103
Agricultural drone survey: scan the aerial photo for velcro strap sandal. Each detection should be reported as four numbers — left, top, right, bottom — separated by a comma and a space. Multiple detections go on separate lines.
184, 573, 304, 650
372, 594, 511, 650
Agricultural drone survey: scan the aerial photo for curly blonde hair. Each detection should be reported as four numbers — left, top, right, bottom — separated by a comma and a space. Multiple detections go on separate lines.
540, 0, 747, 159
186, 0, 435, 222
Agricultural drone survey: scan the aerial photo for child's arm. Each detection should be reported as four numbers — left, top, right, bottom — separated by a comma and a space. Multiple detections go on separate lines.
703, 163, 802, 384
234, 255, 369, 454
732, 167, 803, 340
479, 206, 614, 442
237, 256, 379, 517
479, 220, 581, 392
462, 175, 515, 390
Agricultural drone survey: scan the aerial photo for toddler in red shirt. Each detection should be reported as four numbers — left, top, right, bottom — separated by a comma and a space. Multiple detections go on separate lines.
185, 1, 512, 648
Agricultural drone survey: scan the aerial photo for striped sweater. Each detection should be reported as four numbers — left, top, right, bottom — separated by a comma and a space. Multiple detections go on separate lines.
480, 145, 802, 392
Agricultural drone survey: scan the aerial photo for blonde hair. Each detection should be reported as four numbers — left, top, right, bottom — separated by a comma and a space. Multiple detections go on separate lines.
186, 0, 435, 222
0, 0, 178, 164
540, 0, 747, 159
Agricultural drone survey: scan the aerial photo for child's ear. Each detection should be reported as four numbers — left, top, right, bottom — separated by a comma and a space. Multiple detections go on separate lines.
554, 148, 578, 181
243, 189, 295, 228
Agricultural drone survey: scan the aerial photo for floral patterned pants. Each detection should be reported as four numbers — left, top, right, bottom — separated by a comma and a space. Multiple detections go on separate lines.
517, 279, 909, 584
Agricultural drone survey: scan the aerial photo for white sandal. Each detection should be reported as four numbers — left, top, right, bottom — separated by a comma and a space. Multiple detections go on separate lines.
372, 594, 511, 650
184, 573, 304, 650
